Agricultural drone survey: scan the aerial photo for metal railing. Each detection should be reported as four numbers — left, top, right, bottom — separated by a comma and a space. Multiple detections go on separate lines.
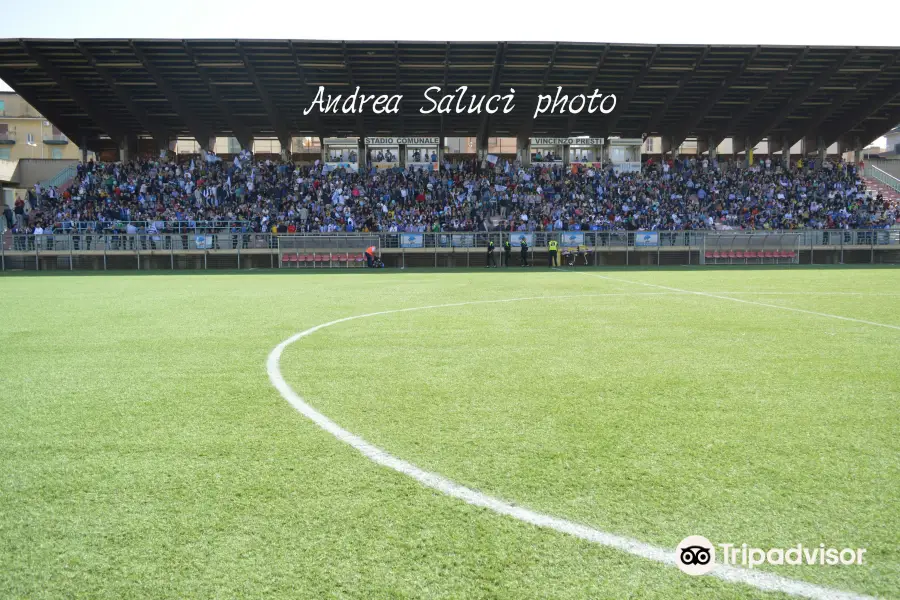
3, 230, 898, 255
40, 163, 78, 189
0, 130, 16, 142
866, 164, 900, 194
0, 229, 900, 270
43, 133, 68, 143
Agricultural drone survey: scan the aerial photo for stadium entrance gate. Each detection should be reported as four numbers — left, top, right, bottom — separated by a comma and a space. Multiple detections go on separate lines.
701, 233, 801, 265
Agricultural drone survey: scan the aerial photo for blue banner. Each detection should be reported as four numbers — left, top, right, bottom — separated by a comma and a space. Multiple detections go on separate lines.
400, 233, 424, 248
635, 232, 659, 247
451, 234, 475, 247
509, 233, 534, 248
559, 232, 584, 247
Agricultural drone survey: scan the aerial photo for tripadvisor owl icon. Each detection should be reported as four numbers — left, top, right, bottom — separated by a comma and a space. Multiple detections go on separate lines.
676, 535, 716, 576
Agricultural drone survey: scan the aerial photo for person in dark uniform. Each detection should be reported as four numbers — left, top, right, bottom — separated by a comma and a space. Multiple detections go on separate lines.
503, 239, 512, 267
486, 239, 497, 268
548, 238, 559, 267
520, 238, 529, 267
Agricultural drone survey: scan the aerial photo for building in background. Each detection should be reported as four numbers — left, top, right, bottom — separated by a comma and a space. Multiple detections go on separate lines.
884, 125, 900, 157
0, 92, 83, 161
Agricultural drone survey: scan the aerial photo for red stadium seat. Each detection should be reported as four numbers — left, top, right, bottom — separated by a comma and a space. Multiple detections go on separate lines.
705, 251, 714, 259
734, 251, 744, 259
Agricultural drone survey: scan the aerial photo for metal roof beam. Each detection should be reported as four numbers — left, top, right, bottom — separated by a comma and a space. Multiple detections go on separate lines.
130, 41, 214, 147
0, 65, 85, 145
604, 45, 660, 136
395, 42, 405, 136
21, 41, 127, 144
341, 41, 367, 137
439, 42, 450, 137
821, 79, 900, 148
288, 40, 324, 136
567, 44, 610, 135
235, 41, 289, 145
477, 42, 506, 144
744, 50, 858, 149
523, 42, 559, 137
840, 101, 900, 147
183, 41, 254, 149
75, 42, 170, 143
645, 45, 710, 137
669, 46, 759, 149
786, 54, 900, 148
710, 47, 809, 150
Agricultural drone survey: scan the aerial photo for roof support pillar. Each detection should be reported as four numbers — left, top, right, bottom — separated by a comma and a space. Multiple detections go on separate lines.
119, 135, 138, 163
801, 136, 815, 157
516, 134, 529, 165
818, 135, 826, 166
156, 136, 176, 162
782, 136, 791, 166
696, 137, 709, 156
476, 134, 488, 162
281, 137, 293, 162
707, 136, 717, 161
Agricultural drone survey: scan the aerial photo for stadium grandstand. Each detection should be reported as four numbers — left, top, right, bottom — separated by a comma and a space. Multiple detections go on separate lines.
3, 28, 900, 600
0, 40, 898, 270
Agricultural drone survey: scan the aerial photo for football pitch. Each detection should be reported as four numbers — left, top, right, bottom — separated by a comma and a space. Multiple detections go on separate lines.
1, 267, 898, 599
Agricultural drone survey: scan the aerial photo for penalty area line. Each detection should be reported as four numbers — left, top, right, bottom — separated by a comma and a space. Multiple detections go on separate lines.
554, 269, 900, 332
267, 293, 875, 600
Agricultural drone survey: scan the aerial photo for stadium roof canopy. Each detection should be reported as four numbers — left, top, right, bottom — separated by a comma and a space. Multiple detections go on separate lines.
0, 39, 898, 153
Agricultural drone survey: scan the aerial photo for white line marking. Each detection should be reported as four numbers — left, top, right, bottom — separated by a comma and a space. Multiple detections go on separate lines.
267, 293, 875, 600
556, 270, 900, 331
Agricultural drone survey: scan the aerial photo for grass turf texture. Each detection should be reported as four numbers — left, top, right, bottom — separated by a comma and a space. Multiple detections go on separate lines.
1, 268, 897, 599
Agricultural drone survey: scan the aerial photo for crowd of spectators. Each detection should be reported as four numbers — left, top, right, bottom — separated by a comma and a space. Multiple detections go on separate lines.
2, 152, 897, 238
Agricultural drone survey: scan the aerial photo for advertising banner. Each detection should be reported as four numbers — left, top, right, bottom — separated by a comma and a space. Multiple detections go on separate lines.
400, 233, 424, 248
509, 233, 534, 247
635, 232, 659, 247
451, 234, 475, 247
559, 232, 584, 247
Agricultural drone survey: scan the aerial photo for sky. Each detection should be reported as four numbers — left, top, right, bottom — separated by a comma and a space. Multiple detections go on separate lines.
1, 0, 896, 143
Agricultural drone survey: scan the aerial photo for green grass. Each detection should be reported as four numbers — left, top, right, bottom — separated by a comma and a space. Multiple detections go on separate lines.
1, 268, 898, 599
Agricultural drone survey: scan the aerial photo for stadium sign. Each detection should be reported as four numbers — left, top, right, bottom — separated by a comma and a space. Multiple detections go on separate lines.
530, 137, 604, 146
365, 137, 440, 145
365, 138, 399, 145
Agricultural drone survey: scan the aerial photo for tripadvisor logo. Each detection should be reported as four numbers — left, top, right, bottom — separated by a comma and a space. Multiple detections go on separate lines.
675, 536, 867, 576
676, 535, 715, 575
